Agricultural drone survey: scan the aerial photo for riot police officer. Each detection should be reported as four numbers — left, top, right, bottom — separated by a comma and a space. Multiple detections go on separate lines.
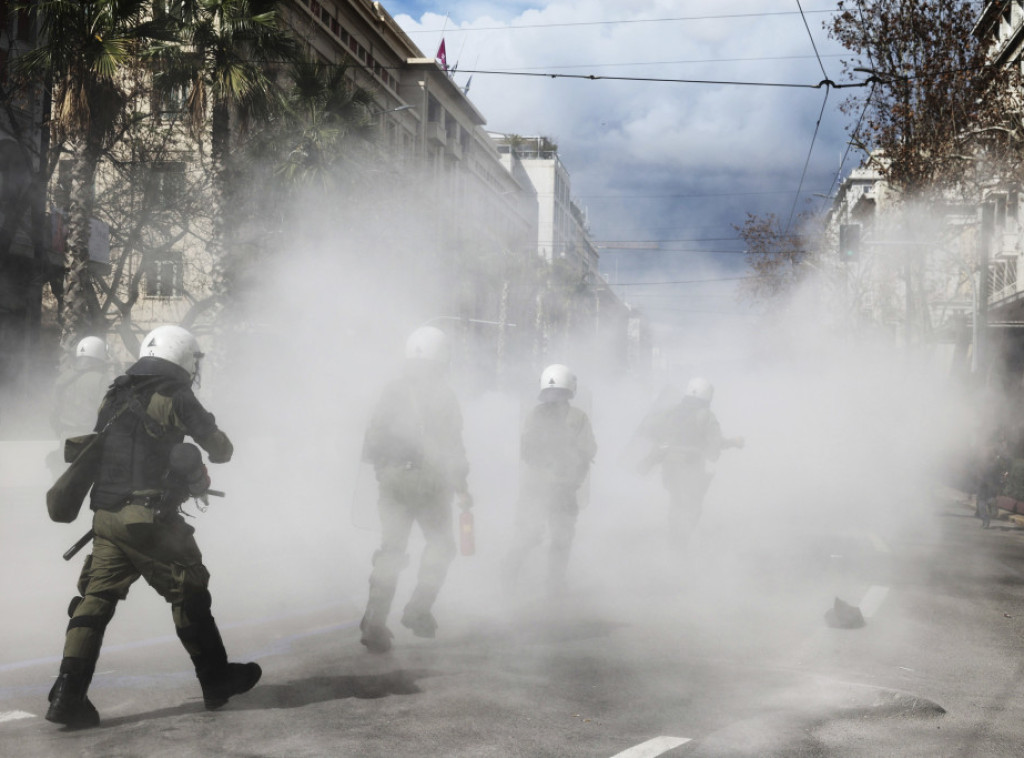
640, 377, 743, 549
45, 325, 260, 729
358, 326, 473, 653
502, 364, 597, 595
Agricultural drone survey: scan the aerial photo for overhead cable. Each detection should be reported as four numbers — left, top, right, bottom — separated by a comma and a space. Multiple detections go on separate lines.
785, 86, 830, 234
612, 276, 757, 286
796, 0, 830, 81
402, 9, 841, 34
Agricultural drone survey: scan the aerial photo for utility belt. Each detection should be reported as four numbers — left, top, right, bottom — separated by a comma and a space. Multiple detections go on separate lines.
125, 493, 164, 507
93, 492, 166, 512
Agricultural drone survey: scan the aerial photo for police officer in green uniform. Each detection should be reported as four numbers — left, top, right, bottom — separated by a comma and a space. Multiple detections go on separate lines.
641, 377, 743, 549
503, 364, 596, 595
359, 326, 472, 653
45, 325, 260, 729
52, 336, 114, 437
48, 336, 115, 477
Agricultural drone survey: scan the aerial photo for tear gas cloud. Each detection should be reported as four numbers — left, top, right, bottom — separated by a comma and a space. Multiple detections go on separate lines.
1, 169, 984, 695
183, 182, 975, 651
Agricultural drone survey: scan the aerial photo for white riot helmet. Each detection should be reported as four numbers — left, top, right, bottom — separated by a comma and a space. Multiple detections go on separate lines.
539, 364, 577, 399
139, 325, 203, 379
75, 336, 107, 362
685, 377, 714, 404
405, 326, 450, 364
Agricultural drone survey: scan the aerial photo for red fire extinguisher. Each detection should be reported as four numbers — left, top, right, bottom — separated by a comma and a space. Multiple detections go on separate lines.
459, 510, 475, 556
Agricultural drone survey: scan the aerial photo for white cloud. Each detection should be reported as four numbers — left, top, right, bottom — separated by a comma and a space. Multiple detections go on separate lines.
388, 0, 853, 325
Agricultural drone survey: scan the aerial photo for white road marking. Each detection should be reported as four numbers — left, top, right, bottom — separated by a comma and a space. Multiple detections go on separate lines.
609, 736, 691, 757
0, 710, 35, 723
859, 585, 890, 618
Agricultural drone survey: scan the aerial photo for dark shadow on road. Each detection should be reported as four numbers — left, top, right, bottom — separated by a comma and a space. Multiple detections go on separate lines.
235, 669, 430, 709
96, 669, 431, 726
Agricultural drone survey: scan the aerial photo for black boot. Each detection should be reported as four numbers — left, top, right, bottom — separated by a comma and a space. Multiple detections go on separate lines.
197, 662, 263, 710
179, 601, 261, 711
359, 616, 394, 653
45, 658, 99, 729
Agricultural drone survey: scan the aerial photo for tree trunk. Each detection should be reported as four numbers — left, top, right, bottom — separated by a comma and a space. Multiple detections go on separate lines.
209, 100, 231, 289
60, 140, 101, 352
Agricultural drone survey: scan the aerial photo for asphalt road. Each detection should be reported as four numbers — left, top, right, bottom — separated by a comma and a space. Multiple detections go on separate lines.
4, 445, 1024, 756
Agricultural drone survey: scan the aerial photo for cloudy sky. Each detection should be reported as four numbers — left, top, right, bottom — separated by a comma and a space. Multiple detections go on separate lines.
381, 1, 859, 333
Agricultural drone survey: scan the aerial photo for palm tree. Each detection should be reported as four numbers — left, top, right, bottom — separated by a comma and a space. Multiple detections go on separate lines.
272, 57, 374, 193
14, 0, 168, 350
152, 0, 297, 283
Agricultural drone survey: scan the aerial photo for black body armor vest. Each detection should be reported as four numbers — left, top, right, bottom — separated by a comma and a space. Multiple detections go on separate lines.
90, 374, 186, 510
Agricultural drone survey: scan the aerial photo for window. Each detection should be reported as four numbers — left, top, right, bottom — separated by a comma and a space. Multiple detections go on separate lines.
145, 251, 183, 298
150, 162, 186, 205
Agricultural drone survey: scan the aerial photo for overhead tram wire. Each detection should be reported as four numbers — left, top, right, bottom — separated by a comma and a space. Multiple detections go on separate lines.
612, 276, 757, 286
783, 0, 833, 235
511, 53, 846, 72
401, 9, 842, 34
784, 86, 830, 234
817, 0, 881, 205
579, 190, 803, 200
431, 68, 856, 89
821, 81, 875, 206
797, 0, 830, 82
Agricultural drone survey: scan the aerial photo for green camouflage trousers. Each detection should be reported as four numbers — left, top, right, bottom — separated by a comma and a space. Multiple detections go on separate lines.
63, 504, 212, 665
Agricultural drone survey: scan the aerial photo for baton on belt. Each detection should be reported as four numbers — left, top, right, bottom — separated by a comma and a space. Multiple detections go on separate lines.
61, 490, 225, 561
63, 530, 95, 561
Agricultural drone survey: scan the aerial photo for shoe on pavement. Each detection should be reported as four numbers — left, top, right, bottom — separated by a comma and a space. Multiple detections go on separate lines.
201, 662, 262, 710
46, 677, 100, 730
360, 621, 394, 653
401, 608, 438, 638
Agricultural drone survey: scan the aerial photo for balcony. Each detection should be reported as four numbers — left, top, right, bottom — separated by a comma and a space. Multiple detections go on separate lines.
425, 121, 446, 146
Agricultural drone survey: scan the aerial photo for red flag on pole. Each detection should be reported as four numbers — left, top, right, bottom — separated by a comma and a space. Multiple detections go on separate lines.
436, 38, 448, 72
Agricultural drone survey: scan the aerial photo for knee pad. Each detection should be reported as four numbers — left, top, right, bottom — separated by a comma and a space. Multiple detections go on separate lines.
182, 588, 214, 623
67, 593, 117, 631
67, 596, 83, 619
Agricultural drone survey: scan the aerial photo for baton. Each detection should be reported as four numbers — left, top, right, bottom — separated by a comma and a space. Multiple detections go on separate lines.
61, 491, 225, 561
63, 530, 95, 561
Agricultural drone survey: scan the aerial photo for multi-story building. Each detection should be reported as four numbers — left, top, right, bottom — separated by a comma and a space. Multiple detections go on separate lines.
18, 0, 645, 396
825, 159, 979, 362
976, 0, 1024, 67
973, 2, 1024, 381
491, 135, 599, 279
489, 132, 650, 376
